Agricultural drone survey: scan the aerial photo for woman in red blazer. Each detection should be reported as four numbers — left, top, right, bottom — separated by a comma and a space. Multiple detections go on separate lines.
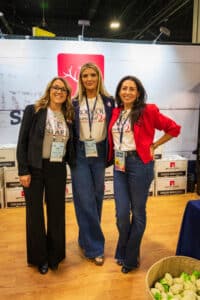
107, 75, 181, 273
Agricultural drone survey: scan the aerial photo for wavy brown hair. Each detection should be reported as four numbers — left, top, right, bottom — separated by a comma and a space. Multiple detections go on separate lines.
34, 77, 74, 121
115, 75, 147, 126
74, 62, 110, 101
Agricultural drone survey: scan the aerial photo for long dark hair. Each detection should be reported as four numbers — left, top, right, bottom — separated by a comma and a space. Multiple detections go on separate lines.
115, 75, 147, 125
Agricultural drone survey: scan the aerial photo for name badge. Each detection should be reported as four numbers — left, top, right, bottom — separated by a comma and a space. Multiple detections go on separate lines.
84, 139, 98, 157
50, 141, 65, 162
114, 150, 126, 172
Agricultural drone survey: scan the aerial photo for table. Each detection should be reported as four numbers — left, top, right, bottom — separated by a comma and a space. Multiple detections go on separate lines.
176, 200, 200, 259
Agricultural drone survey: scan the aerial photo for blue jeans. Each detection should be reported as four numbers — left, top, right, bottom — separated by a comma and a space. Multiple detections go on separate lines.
71, 141, 106, 258
114, 153, 154, 268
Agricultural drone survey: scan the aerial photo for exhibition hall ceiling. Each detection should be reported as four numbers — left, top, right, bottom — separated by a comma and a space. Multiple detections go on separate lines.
0, 0, 193, 43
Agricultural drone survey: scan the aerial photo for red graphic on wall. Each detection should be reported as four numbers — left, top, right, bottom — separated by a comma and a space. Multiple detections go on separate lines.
57, 54, 104, 96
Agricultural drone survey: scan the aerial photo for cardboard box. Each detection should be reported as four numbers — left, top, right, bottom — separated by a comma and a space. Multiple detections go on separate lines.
4, 167, 21, 188
5, 186, 25, 207
0, 147, 16, 167
154, 155, 187, 178
154, 145, 163, 160
66, 164, 71, 180
0, 187, 4, 208
65, 179, 73, 201
155, 176, 187, 196
0, 167, 4, 187
105, 166, 113, 177
149, 180, 154, 196
104, 177, 114, 199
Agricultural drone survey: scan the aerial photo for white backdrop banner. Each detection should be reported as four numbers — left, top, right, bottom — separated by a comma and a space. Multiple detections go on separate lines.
0, 39, 199, 159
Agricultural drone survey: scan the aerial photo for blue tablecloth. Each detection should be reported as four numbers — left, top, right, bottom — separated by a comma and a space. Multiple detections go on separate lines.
176, 200, 200, 259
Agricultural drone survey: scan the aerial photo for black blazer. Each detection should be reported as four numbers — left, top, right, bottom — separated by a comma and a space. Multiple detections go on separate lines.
17, 105, 75, 176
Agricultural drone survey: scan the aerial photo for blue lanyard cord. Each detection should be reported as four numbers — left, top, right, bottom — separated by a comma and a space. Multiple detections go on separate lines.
85, 96, 98, 138
117, 111, 130, 146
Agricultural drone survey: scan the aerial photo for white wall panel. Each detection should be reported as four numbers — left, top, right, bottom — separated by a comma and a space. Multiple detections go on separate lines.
0, 39, 200, 159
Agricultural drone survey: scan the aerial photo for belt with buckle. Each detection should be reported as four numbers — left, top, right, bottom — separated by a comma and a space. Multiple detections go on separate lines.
125, 150, 138, 157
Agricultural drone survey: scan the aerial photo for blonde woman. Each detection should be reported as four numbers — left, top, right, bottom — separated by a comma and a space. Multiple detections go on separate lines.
71, 63, 114, 265
17, 77, 75, 274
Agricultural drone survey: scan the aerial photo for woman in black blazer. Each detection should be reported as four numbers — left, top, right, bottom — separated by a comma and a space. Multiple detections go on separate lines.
17, 77, 75, 274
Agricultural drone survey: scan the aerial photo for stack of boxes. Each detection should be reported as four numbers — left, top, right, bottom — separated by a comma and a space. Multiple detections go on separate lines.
0, 144, 189, 208
0, 168, 4, 208
65, 164, 73, 201
149, 145, 164, 196
0, 146, 16, 168
154, 155, 188, 196
4, 167, 25, 207
0, 145, 25, 208
104, 165, 114, 199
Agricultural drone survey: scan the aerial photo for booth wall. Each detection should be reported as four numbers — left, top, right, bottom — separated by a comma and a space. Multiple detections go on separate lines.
0, 39, 199, 160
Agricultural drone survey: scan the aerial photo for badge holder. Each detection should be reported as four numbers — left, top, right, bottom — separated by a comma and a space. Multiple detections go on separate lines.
114, 150, 126, 172
84, 139, 98, 157
50, 141, 65, 162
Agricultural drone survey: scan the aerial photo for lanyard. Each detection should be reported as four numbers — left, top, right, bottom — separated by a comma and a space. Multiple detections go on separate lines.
117, 111, 130, 148
85, 96, 98, 139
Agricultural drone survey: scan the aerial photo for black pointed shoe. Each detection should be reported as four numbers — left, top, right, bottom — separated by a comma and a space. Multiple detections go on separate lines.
121, 266, 132, 274
116, 259, 124, 266
49, 263, 58, 271
38, 262, 48, 274
121, 264, 139, 274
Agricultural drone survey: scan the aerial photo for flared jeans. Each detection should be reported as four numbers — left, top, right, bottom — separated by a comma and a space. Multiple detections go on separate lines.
114, 153, 154, 268
71, 141, 106, 258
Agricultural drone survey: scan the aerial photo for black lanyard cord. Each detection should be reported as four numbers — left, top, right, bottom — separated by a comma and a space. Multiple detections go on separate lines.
85, 96, 98, 138
117, 111, 130, 146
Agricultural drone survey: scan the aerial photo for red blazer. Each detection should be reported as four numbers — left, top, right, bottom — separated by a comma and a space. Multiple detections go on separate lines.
107, 104, 181, 164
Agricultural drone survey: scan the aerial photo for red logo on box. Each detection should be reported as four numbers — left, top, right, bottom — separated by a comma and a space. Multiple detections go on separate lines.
169, 180, 175, 186
170, 162, 175, 168
57, 54, 104, 96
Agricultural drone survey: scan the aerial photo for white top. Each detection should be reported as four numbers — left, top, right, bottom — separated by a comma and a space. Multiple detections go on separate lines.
112, 109, 136, 151
79, 95, 106, 142
42, 108, 69, 158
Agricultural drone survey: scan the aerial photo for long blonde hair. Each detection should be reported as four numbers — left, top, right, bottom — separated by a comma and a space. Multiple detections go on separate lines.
74, 62, 110, 101
34, 77, 74, 121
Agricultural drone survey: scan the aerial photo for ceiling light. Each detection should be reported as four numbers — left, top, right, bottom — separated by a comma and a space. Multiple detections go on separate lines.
0, 11, 13, 34
110, 21, 120, 29
153, 26, 171, 44
78, 19, 90, 40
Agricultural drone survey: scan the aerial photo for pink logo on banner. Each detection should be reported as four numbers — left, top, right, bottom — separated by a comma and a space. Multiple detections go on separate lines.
57, 54, 104, 96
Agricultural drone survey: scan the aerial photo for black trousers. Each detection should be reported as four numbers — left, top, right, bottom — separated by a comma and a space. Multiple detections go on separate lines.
23, 159, 66, 266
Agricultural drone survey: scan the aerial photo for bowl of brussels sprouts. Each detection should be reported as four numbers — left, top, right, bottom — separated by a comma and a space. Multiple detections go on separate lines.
146, 256, 200, 300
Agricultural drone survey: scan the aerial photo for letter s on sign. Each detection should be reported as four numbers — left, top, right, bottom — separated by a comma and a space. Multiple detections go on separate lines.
10, 110, 24, 125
